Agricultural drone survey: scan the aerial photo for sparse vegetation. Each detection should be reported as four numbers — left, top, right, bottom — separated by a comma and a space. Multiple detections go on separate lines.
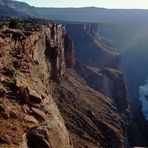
0, 18, 52, 31
0, 22, 3, 29
0, 20, 8, 29
8, 19, 17, 29
3, 67, 15, 77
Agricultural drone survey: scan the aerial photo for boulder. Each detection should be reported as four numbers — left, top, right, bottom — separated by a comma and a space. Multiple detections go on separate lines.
16, 79, 42, 104
28, 88, 42, 104
25, 115, 38, 125
31, 107, 46, 120
27, 126, 52, 148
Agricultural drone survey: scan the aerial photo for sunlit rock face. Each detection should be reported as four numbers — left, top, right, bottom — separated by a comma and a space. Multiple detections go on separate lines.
139, 79, 148, 120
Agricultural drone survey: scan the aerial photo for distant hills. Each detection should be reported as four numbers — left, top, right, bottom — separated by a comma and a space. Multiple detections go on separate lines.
1, 0, 148, 23
36, 7, 148, 23
0, 0, 38, 18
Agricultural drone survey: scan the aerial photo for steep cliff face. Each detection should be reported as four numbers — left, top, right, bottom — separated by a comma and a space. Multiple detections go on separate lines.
48, 24, 130, 147
0, 23, 72, 148
74, 63, 129, 114
64, 34, 76, 68
66, 23, 129, 114
0, 20, 131, 148
81, 23, 148, 147
52, 67, 130, 148
66, 24, 121, 69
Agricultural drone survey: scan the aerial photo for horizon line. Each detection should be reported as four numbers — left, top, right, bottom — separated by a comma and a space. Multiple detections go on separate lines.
12, 1, 148, 10
37, 6, 148, 10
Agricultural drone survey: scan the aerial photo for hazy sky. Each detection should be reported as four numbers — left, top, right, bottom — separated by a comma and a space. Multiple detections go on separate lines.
15, 0, 148, 9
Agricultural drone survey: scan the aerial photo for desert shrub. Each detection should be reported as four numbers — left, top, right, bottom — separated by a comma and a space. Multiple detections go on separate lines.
3, 68, 15, 77
9, 19, 17, 29
0, 22, 3, 29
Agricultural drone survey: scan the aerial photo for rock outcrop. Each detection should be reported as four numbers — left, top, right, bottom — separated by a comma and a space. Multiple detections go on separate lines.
64, 34, 75, 68
74, 62, 129, 114
0, 22, 72, 148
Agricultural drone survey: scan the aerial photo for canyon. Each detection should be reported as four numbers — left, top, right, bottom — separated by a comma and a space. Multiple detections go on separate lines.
0, 0, 148, 147
0, 20, 132, 148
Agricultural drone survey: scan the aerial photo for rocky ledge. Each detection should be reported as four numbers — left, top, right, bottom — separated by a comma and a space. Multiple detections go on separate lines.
0, 21, 73, 148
